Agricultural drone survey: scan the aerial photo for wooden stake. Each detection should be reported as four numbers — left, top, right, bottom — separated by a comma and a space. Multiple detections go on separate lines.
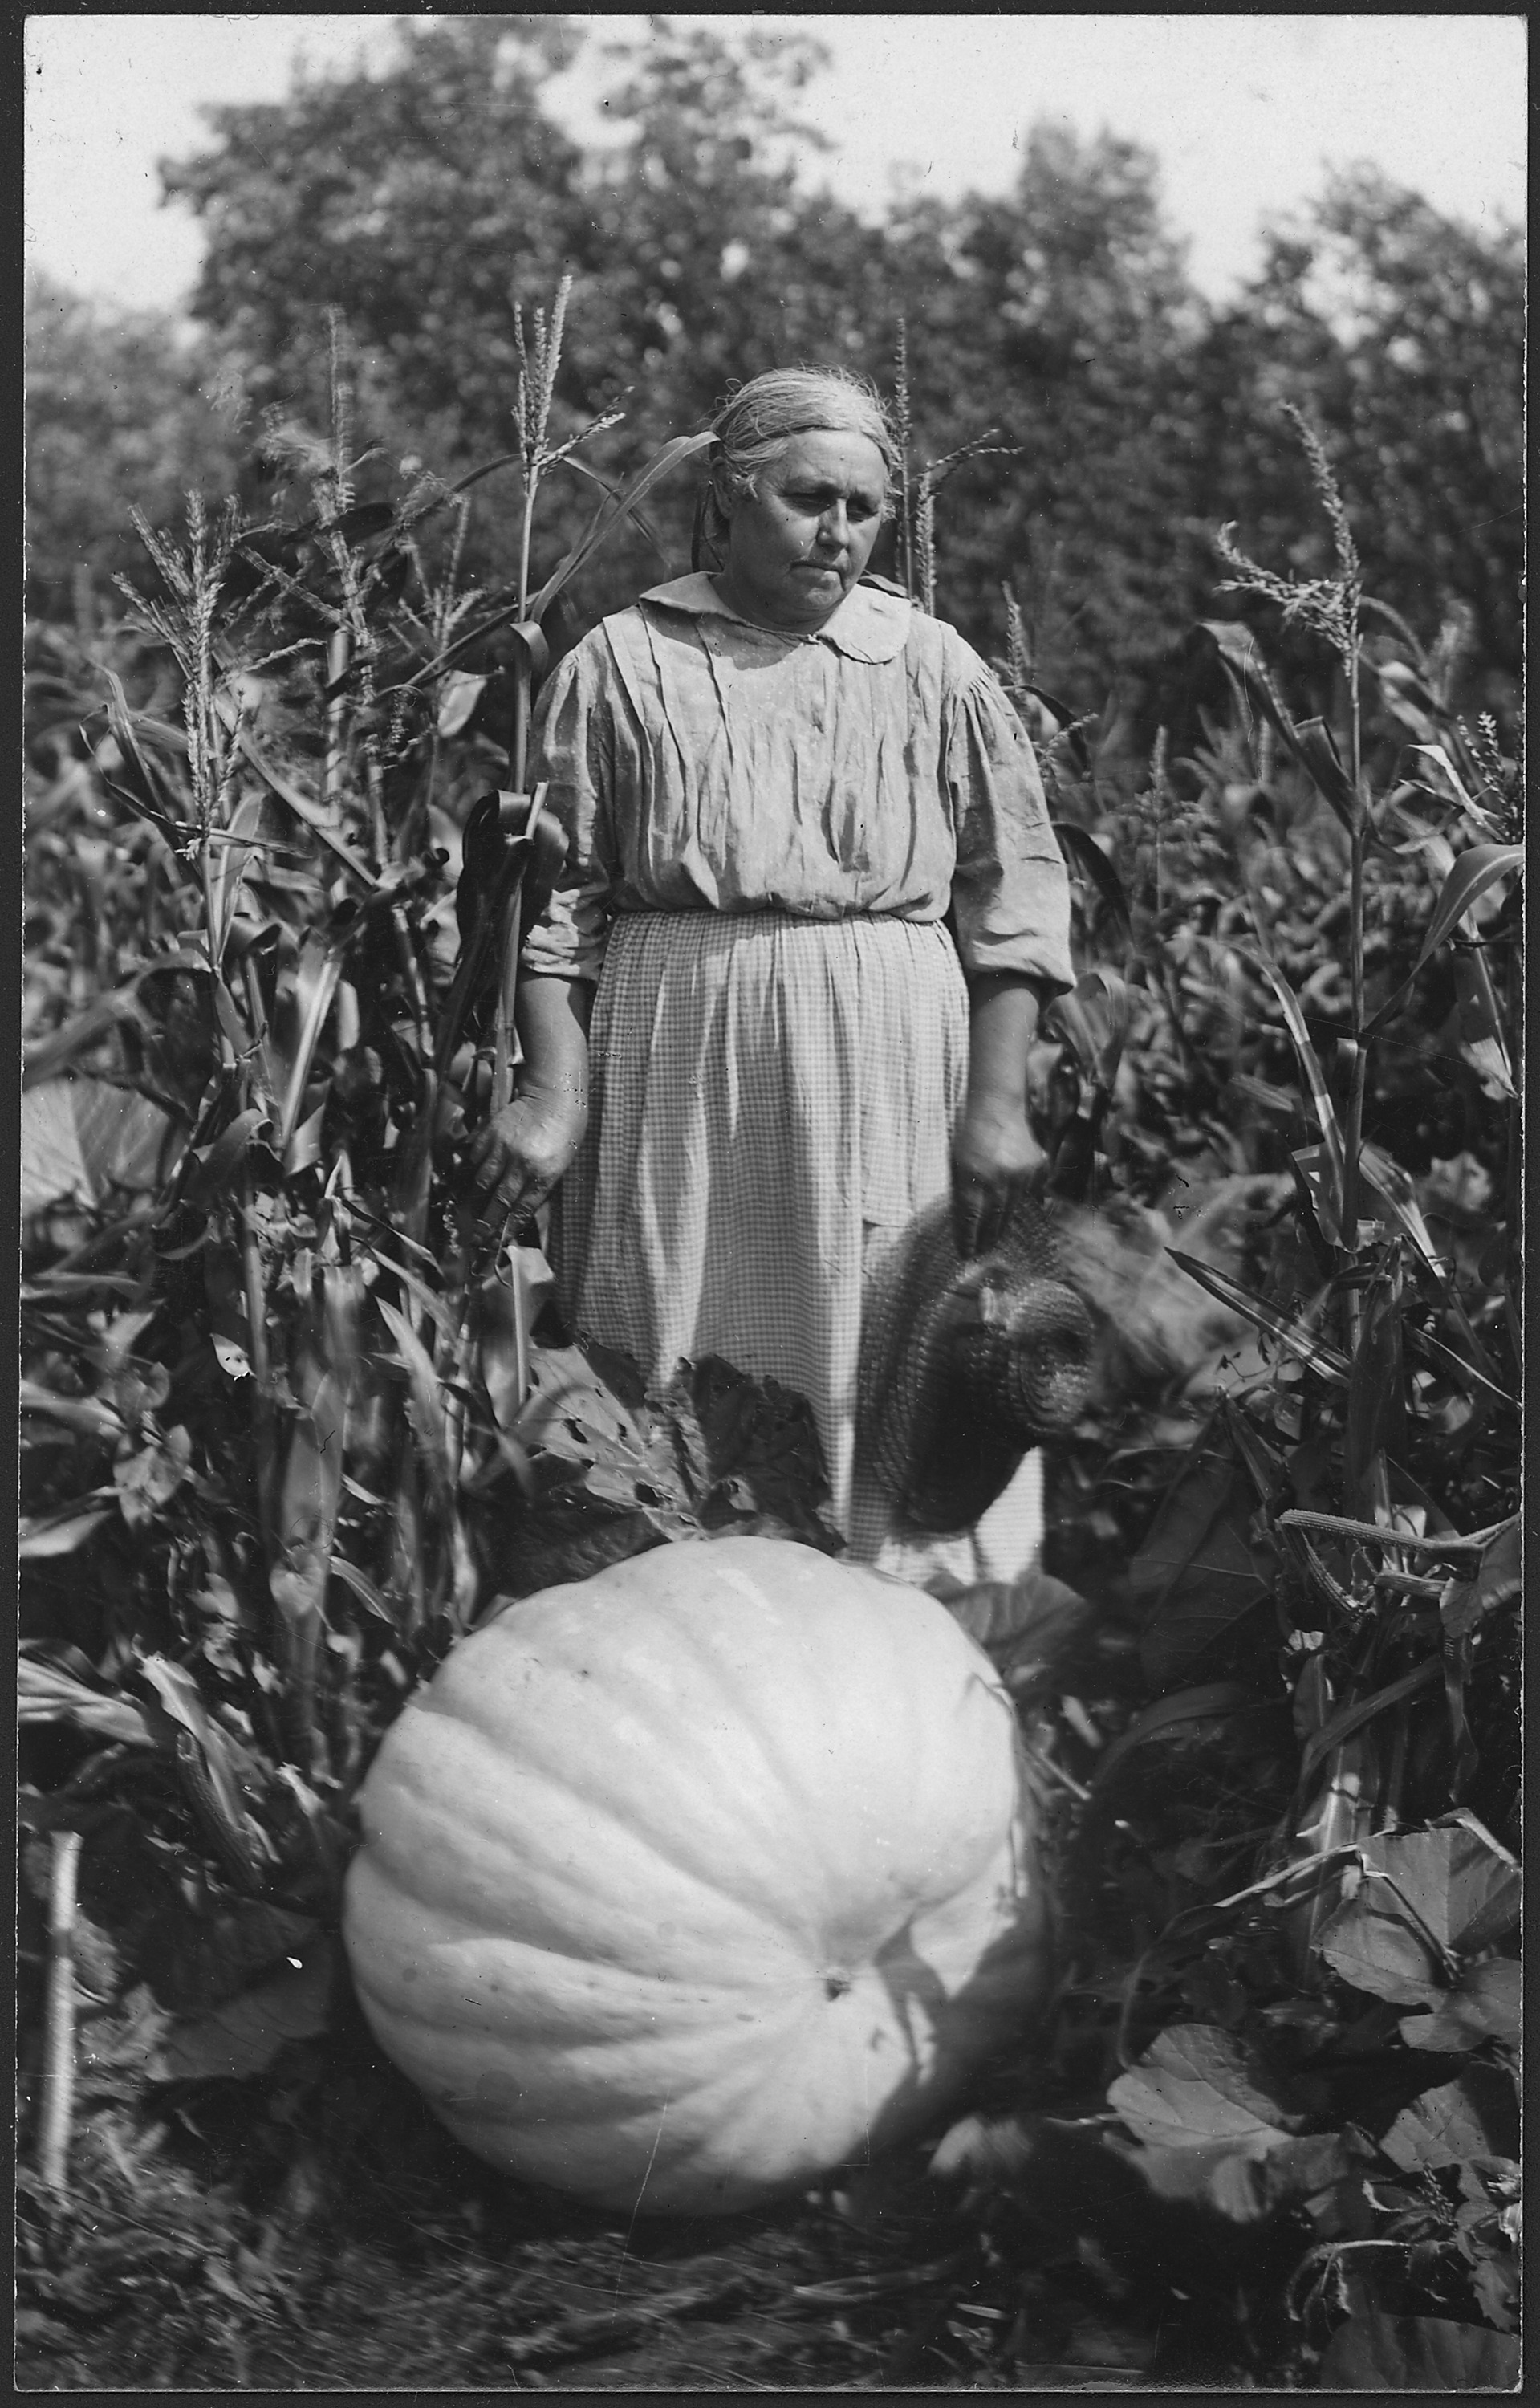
39, 1828, 83, 2196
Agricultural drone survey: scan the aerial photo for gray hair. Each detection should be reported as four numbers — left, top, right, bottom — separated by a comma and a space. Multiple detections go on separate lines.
696, 368, 900, 565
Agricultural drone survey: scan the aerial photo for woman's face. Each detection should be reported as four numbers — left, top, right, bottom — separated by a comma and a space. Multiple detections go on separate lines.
714, 429, 888, 632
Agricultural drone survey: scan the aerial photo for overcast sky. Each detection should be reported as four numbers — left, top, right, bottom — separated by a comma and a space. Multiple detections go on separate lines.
25, 12, 1527, 316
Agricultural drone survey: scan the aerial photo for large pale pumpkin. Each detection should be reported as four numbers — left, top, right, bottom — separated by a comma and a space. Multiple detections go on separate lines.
343, 1536, 1050, 2214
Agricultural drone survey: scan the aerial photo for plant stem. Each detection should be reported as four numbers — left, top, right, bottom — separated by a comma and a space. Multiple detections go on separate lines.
39, 1829, 83, 2196
512, 470, 539, 792
324, 627, 351, 813
1339, 625, 1368, 1340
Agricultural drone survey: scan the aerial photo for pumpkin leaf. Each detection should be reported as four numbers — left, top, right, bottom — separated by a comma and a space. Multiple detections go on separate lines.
1316, 1816, 1521, 2002
1106, 2128, 1352, 2227
1106, 2024, 1302, 2150
1315, 2313, 1518, 2392
159, 1935, 339, 2079
1397, 1956, 1521, 2054
1130, 1441, 1273, 1685
1440, 1516, 1520, 1641
940, 1566, 1090, 1664
1090, 1682, 1259, 1792
1379, 2064, 1520, 2173
658, 1355, 843, 1550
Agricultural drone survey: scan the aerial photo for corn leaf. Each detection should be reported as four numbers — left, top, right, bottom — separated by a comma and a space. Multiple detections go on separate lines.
1408, 742, 1505, 837
1165, 1251, 1350, 1385
1449, 948, 1514, 1099
1050, 821, 1133, 952
1298, 1658, 1442, 1789
377, 1299, 456, 1515
528, 431, 714, 620
1237, 939, 1345, 1200
1364, 842, 1523, 1036
22, 1077, 181, 1214
18, 1653, 154, 1742
269, 1364, 348, 1630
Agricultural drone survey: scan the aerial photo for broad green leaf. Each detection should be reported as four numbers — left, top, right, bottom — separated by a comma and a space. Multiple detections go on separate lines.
1379, 2064, 1520, 2172
1107, 2024, 1298, 2149
1370, 1816, 1521, 1958
1440, 1517, 1520, 1641
514, 1338, 662, 1468
1318, 1816, 1521, 2001
656, 1356, 841, 1548
1107, 2128, 1351, 2226
22, 1076, 181, 1214
1090, 1682, 1258, 1792
1131, 1444, 1273, 1686
1398, 1956, 1520, 2052
160, 1939, 338, 2080
941, 1567, 1089, 1661
1315, 2313, 1518, 2392
1317, 1886, 1443, 2006
435, 669, 486, 738
144, 1902, 320, 2019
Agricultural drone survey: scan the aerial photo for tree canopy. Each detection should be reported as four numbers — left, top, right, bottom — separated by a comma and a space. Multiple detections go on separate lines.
30, 15, 1523, 733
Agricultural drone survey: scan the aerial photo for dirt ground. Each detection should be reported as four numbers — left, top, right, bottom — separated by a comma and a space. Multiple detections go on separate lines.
14, 2015, 1227, 2394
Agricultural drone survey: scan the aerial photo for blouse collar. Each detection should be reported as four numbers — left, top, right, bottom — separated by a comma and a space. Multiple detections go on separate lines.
637, 572, 912, 665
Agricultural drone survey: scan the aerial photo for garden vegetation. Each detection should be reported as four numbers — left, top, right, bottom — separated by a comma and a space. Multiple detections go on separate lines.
20, 17, 1520, 2390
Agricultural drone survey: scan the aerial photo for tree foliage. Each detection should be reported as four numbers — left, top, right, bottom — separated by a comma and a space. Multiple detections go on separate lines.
25, 275, 244, 618
31, 18, 1521, 738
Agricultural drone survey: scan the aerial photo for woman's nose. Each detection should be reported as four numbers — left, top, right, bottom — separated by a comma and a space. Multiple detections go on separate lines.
815, 501, 850, 550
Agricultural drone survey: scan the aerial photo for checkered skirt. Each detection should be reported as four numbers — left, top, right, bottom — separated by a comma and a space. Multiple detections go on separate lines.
553, 909, 973, 1544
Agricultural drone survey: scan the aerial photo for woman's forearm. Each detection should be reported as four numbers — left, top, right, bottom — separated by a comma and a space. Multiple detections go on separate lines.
952, 972, 1050, 1254
963, 972, 1043, 1117
514, 975, 591, 1118
465, 976, 592, 1224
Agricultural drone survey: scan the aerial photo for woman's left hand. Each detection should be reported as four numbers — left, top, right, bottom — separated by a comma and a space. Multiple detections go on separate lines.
951, 1096, 1047, 1259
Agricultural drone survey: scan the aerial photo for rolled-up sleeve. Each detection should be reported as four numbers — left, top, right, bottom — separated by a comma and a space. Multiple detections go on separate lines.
518, 640, 616, 982
944, 642, 1075, 992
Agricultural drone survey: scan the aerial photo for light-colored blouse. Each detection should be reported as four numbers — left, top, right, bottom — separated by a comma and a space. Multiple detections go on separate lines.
520, 573, 1074, 990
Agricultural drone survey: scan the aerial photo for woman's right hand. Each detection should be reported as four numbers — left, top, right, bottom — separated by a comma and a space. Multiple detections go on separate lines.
463, 1090, 584, 1233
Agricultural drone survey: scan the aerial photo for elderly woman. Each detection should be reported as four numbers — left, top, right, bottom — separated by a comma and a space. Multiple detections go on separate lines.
467, 367, 1074, 1572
